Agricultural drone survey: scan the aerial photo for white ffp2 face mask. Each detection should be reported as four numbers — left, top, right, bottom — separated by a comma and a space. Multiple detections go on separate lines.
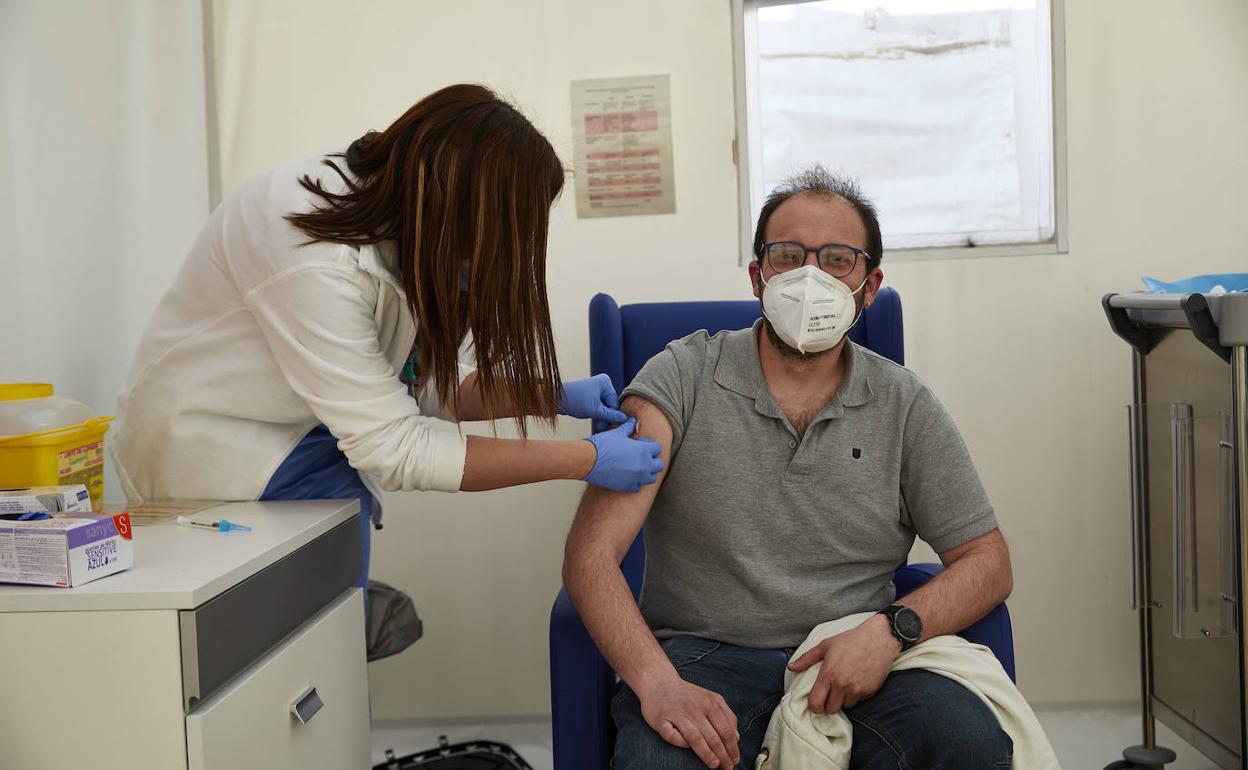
760, 265, 867, 354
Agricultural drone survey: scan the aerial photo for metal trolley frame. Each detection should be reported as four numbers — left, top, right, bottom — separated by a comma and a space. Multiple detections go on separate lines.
1103, 292, 1248, 770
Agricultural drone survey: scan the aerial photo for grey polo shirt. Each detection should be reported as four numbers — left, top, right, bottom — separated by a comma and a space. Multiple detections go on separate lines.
621, 320, 998, 649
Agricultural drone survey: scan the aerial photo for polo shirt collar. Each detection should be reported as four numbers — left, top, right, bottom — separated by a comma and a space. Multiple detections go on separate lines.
835, 340, 874, 408
713, 320, 874, 419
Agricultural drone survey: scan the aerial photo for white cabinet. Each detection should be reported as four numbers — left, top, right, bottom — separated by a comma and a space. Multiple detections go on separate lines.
188, 589, 369, 770
0, 500, 368, 770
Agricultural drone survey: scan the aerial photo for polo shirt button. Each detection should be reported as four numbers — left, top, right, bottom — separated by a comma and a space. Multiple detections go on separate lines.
787, 440, 797, 449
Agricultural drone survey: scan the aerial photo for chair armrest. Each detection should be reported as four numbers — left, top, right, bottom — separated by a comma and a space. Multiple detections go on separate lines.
892, 563, 1016, 683
550, 586, 614, 770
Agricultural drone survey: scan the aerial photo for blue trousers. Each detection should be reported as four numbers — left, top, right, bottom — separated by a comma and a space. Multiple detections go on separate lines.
611, 636, 1012, 770
260, 425, 373, 588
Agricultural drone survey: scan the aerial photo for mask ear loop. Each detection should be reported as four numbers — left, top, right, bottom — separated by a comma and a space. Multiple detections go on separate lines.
840, 271, 874, 336
756, 260, 775, 325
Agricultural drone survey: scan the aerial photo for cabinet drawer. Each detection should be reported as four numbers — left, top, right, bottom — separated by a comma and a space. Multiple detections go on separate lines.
180, 516, 361, 711
187, 588, 369, 770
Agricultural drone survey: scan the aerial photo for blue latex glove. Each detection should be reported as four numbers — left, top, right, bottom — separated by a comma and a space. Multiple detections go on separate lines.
583, 418, 665, 492
559, 374, 628, 425
1142, 273, 1248, 294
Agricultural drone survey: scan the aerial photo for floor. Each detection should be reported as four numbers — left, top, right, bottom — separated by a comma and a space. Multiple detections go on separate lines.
1036, 704, 1221, 770
371, 703, 1225, 769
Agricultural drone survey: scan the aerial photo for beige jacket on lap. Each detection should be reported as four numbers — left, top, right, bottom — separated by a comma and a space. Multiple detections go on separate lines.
757, 613, 1061, 770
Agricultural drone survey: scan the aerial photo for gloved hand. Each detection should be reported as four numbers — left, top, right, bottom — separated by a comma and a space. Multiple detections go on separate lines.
583, 418, 665, 492
559, 374, 628, 426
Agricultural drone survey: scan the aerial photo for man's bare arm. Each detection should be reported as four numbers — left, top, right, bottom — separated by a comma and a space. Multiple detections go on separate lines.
562, 396, 674, 692
562, 395, 739, 770
897, 527, 1014, 642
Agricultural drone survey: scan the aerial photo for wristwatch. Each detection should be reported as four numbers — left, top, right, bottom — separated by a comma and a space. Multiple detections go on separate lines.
879, 604, 922, 652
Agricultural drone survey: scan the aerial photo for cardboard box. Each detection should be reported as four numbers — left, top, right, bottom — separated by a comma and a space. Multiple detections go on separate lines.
0, 485, 92, 515
0, 512, 133, 587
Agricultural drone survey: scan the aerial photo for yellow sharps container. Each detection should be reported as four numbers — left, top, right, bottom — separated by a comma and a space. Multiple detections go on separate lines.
0, 383, 114, 510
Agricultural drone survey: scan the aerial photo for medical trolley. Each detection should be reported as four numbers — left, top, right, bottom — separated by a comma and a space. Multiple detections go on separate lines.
1104, 291, 1248, 769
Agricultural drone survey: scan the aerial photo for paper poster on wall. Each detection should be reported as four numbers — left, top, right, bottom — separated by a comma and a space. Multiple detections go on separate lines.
570, 74, 676, 218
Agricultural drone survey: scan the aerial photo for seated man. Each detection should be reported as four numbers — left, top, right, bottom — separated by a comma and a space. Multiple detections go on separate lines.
563, 166, 1015, 770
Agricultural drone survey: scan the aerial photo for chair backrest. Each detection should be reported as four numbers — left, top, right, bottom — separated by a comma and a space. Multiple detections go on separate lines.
587, 288, 904, 595
590, 287, 903, 395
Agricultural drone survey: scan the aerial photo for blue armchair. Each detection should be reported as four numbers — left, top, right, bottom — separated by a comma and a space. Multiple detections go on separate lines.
550, 288, 1014, 770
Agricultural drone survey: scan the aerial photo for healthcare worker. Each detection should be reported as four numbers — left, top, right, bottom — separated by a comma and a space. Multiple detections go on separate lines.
113, 84, 663, 584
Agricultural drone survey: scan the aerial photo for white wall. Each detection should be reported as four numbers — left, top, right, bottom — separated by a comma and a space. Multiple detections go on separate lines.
0, 0, 210, 501
208, 0, 1248, 719
894, 0, 1248, 703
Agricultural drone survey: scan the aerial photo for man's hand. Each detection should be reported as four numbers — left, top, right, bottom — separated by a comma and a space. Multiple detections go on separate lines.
787, 614, 900, 714
637, 675, 741, 769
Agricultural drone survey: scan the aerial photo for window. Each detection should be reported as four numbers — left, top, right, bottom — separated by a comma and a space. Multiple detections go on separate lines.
736, 0, 1062, 256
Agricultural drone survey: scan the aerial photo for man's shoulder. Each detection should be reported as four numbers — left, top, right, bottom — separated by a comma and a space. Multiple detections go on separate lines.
851, 344, 967, 437
852, 343, 932, 403
623, 325, 753, 406
643, 324, 748, 374
656, 325, 752, 369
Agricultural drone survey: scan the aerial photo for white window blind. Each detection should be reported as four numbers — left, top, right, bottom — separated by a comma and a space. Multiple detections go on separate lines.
742, 0, 1056, 251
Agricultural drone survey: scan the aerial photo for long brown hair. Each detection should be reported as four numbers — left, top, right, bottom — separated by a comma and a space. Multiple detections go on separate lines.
287, 84, 566, 430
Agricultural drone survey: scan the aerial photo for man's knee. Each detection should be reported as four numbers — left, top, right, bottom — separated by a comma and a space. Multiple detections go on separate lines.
935, 683, 1013, 766
611, 685, 711, 770
612, 728, 711, 770
847, 669, 1012, 769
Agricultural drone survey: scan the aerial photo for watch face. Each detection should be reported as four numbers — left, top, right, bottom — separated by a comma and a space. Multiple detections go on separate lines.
894, 607, 922, 641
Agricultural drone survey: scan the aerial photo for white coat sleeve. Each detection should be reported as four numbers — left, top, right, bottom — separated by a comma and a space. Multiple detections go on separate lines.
243, 261, 468, 492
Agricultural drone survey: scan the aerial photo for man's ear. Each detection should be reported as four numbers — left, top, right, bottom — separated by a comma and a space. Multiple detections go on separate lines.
748, 261, 763, 299
864, 268, 884, 308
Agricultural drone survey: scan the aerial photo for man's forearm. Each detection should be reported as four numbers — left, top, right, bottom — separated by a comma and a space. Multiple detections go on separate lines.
564, 553, 678, 695
898, 535, 1013, 642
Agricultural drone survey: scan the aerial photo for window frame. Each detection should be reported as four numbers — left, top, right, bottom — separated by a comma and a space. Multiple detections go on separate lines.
730, 0, 1069, 265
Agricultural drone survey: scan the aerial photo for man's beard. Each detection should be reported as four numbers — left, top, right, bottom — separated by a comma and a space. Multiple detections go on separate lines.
759, 291, 865, 361
762, 316, 829, 361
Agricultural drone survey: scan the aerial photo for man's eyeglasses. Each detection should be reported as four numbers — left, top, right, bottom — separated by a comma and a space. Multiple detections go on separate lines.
762, 241, 867, 278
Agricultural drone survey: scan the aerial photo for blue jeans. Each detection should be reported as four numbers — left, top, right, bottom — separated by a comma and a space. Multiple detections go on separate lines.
611, 636, 1012, 770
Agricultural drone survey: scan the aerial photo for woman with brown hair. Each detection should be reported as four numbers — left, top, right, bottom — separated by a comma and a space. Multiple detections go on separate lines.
113, 84, 662, 584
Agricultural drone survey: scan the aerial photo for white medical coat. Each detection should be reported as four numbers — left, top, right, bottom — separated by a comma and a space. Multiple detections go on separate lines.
113, 154, 470, 502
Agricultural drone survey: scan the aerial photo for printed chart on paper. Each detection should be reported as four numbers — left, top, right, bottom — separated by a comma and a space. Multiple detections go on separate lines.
570, 74, 676, 218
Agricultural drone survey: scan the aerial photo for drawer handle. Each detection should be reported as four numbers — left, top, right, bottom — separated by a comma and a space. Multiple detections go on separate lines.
291, 686, 324, 724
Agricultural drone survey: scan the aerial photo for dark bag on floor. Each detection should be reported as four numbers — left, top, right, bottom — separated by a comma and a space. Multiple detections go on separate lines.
374, 736, 535, 770
366, 580, 423, 662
